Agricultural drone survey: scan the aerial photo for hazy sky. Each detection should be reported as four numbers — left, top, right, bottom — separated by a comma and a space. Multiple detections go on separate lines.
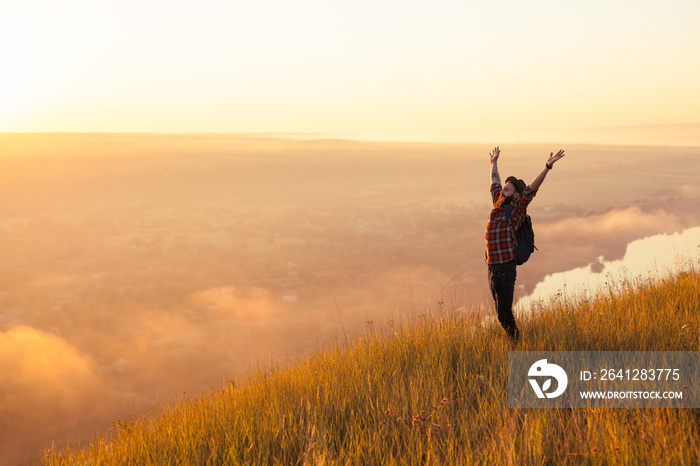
2, 0, 699, 141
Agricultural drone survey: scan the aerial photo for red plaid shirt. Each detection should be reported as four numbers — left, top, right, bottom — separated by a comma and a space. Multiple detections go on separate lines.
484, 183, 536, 264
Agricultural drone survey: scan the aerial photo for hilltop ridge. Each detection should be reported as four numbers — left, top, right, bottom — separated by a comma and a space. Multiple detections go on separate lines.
44, 265, 700, 464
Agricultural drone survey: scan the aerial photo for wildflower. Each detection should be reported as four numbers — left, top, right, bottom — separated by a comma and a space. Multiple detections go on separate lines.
432, 423, 442, 431
384, 409, 392, 417
441, 397, 449, 404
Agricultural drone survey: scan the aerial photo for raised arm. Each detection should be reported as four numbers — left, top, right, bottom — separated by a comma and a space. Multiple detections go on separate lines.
528, 150, 565, 192
490, 147, 501, 186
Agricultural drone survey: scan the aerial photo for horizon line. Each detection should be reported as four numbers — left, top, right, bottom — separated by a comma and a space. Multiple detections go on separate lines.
2, 125, 699, 148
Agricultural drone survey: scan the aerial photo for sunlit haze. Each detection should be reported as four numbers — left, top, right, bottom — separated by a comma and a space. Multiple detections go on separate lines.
2, 1, 700, 463
2, 0, 699, 143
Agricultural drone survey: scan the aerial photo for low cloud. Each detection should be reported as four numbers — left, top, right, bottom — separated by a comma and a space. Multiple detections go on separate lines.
541, 207, 683, 242
537, 207, 687, 264
0, 327, 109, 463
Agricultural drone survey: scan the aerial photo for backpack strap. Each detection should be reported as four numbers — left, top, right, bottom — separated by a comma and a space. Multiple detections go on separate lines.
503, 205, 517, 245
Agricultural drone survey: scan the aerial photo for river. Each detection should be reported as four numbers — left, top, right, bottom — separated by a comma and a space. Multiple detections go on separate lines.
516, 226, 700, 310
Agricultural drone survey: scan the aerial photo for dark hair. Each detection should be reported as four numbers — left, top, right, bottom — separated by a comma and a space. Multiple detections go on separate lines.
504, 176, 526, 194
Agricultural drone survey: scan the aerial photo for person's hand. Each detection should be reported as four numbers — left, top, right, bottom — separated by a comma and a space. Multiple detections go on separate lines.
490, 147, 500, 164
547, 149, 565, 166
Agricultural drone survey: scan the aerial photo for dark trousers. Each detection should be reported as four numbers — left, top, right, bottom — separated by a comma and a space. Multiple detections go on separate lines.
488, 261, 520, 341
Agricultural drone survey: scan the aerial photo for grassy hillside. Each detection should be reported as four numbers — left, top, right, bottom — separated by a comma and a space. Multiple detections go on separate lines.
44, 265, 700, 464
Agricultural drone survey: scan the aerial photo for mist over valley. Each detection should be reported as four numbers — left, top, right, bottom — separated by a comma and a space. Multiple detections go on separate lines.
1, 133, 699, 462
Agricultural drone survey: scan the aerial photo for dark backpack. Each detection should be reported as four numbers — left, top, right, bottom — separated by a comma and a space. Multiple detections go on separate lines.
504, 205, 537, 265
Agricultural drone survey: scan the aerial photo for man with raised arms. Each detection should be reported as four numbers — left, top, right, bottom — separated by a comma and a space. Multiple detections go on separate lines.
484, 147, 565, 342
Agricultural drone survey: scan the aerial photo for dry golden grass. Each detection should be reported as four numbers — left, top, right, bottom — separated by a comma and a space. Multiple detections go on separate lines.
44, 263, 700, 465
